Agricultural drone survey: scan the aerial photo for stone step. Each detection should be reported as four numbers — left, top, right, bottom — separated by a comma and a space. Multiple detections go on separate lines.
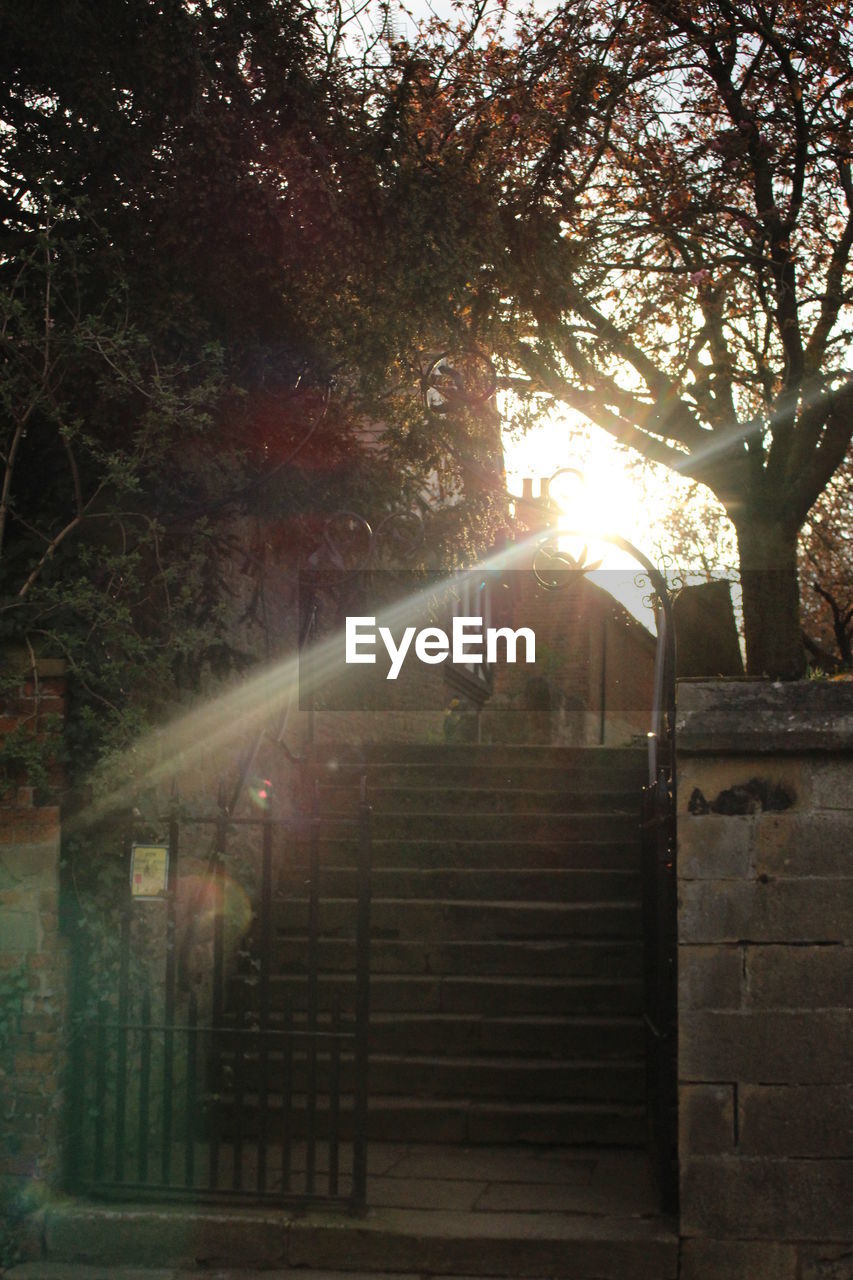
271, 937, 643, 978
314, 760, 649, 791
229, 973, 643, 1017
275, 866, 641, 902
219, 1051, 645, 1103
271, 898, 642, 941
307, 837, 641, 870
318, 786, 642, 815
312, 743, 648, 767
366, 1013, 644, 1059
219, 1011, 643, 1061
30, 1199, 679, 1276
215, 1094, 648, 1146
368, 1100, 649, 1147
220, 743, 650, 1161
345, 811, 641, 842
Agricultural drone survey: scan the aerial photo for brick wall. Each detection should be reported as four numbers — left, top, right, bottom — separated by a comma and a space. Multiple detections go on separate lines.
677, 680, 853, 1280
0, 659, 67, 1189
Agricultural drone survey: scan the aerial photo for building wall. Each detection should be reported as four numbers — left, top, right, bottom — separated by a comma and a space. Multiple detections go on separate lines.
0, 660, 67, 1192
486, 572, 657, 745
677, 680, 853, 1280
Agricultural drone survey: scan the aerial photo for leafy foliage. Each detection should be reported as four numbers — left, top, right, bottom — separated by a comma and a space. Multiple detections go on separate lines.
799, 451, 853, 668
0, 0, 512, 787
386, 0, 853, 675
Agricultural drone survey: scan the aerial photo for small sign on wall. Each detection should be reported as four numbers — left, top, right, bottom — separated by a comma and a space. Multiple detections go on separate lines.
130, 844, 169, 899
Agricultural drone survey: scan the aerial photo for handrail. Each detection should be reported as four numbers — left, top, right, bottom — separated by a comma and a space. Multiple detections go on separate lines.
533, 526, 677, 791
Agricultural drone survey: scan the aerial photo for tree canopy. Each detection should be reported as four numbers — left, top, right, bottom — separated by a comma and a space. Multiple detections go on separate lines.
386, 0, 853, 675
0, 0, 510, 780
3, 0, 852, 779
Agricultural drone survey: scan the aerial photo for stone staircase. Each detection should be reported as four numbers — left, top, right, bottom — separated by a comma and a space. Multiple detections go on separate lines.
234, 742, 649, 1147
24, 743, 680, 1280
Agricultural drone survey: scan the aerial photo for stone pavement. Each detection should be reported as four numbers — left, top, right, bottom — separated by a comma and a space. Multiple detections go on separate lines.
5, 1143, 678, 1280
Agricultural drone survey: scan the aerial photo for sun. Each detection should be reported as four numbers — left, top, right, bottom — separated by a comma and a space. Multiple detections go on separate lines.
504, 414, 652, 549
502, 412, 667, 627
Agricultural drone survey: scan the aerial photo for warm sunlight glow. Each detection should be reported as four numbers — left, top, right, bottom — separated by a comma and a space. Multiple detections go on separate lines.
503, 413, 664, 625
547, 464, 650, 543
504, 412, 651, 552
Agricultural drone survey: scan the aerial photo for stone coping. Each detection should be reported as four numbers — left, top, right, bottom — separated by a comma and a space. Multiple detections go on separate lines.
676, 679, 853, 755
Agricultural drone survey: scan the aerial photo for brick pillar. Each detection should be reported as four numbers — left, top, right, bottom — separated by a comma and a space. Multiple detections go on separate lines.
677, 679, 853, 1280
0, 658, 67, 1188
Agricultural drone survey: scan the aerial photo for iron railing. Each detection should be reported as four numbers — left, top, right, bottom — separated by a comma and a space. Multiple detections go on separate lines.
68, 788, 372, 1213
533, 523, 679, 1212
641, 585, 679, 1214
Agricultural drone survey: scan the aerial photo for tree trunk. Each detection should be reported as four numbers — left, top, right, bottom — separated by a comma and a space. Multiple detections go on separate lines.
735, 518, 806, 679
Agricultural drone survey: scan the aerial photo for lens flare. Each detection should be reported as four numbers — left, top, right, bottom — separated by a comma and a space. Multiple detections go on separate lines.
248, 777, 273, 810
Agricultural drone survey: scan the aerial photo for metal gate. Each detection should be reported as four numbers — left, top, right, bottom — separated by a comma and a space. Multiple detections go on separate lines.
641, 755, 679, 1213
67, 784, 372, 1212
533, 517, 680, 1212
641, 575, 679, 1214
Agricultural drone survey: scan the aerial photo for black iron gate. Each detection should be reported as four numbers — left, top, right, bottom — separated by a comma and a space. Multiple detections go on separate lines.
641, 764, 678, 1213
68, 785, 372, 1212
641, 593, 679, 1214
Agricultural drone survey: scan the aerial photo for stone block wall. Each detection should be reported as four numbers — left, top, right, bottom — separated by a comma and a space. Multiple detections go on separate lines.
0, 660, 67, 1188
677, 680, 853, 1280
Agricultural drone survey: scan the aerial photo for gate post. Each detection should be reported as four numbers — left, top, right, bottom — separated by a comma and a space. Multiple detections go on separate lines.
350, 775, 372, 1214
0, 658, 68, 1210
677, 679, 853, 1278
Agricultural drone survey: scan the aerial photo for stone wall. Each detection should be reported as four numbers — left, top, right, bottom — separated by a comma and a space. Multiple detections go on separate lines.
0, 659, 67, 1189
677, 680, 853, 1280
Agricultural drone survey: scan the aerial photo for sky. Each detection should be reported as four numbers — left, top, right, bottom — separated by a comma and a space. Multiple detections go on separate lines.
502, 411, 682, 629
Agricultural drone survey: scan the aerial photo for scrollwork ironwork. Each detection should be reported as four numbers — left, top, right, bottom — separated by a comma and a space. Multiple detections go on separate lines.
307, 509, 424, 572
421, 347, 497, 416
532, 538, 603, 589
633, 556, 684, 612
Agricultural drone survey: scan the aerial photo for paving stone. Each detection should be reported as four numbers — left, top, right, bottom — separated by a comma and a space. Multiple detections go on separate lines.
5, 1269, 178, 1280
367, 1175, 487, 1211
42, 1206, 292, 1270
288, 1208, 679, 1279
471, 1177, 658, 1216
6, 1271, 419, 1280
384, 1146, 595, 1186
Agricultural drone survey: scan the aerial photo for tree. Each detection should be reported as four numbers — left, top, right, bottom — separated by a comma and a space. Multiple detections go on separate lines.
393, 0, 853, 676
0, 0, 518, 780
623, 443, 852, 669
799, 450, 853, 668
